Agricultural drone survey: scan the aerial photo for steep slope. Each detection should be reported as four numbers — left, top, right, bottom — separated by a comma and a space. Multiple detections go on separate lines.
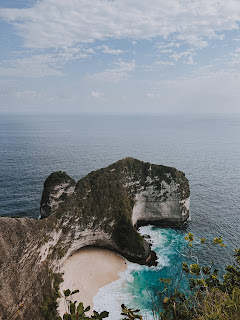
0, 217, 51, 320
0, 158, 190, 319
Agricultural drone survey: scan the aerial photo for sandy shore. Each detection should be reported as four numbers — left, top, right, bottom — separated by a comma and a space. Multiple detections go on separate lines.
58, 247, 127, 316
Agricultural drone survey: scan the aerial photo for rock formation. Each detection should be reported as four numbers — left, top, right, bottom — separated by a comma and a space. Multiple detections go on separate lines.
0, 158, 190, 319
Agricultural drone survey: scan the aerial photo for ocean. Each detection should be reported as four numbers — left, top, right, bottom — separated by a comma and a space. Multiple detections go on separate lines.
0, 114, 240, 318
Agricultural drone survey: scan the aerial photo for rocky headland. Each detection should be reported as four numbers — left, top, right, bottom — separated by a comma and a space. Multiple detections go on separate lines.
0, 158, 190, 319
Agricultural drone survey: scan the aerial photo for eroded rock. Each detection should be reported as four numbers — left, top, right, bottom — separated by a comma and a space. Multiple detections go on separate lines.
0, 158, 190, 319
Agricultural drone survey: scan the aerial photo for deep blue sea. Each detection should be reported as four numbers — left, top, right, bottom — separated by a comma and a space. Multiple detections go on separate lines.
0, 114, 240, 318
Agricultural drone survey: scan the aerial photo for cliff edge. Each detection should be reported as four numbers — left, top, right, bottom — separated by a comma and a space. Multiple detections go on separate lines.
0, 158, 190, 319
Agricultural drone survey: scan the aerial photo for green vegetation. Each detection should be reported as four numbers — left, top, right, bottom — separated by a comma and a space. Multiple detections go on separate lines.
73, 157, 189, 258
40, 272, 63, 320
39, 158, 190, 268
74, 160, 150, 258
121, 304, 143, 319
61, 289, 109, 320
60, 290, 144, 320
156, 237, 240, 320
43, 171, 75, 192
40, 171, 75, 218
52, 247, 66, 259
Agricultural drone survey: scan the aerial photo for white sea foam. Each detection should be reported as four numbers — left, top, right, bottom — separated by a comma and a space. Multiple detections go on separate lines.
93, 226, 169, 320
138, 225, 170, 268
93, 260, 138, 319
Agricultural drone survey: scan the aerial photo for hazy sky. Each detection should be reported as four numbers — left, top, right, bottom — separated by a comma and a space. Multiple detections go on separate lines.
1, 0, 240, 114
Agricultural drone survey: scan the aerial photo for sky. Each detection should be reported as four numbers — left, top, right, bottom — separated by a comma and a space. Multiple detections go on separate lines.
1, 0, 240, 114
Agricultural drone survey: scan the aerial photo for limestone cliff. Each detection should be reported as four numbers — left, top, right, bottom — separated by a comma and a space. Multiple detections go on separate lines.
0, 158, 190, 319
40, 172, 75, 219
0, 218, 52, 320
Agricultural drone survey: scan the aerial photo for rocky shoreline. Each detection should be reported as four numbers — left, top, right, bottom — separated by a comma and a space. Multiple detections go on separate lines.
0, 158, 190, 319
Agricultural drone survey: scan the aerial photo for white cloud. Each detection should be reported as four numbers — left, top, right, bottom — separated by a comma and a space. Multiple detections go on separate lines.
1, 0, 240, 49
0, 48, 89, 78
213, 34, 225, 40
230, 47, 240, 65
170, 51, 195, 62
159, 49, 173, 53
157, 42, 181, 49
0, 54, 62, 78
91, 90, 104, 99
184, 56, 195, 65
141, 60, 175, 72
155, 61, 175, 66
98, 45, 124, 55
3, 89, 67, 104
88, 60, 135, 82
146, 92, 161, 100
176, 35, 209, 48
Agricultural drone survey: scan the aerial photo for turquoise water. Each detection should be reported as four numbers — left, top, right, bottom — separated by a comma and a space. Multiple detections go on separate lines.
122, 227, 192, 318
93, 225, 229, 319
105, 225, 230, 319
0, 114, 239, 318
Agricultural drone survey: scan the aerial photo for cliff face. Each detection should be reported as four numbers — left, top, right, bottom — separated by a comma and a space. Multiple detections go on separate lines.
0, 217, 51, 320
0, 158, 190, 319
40, 171, 75, 219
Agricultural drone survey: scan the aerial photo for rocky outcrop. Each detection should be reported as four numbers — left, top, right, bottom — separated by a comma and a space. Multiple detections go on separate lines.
0, 158, 190, 319
40, 171, 75, 219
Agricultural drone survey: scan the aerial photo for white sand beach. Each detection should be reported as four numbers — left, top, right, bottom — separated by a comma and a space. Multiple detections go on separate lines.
58, 247, 127, 316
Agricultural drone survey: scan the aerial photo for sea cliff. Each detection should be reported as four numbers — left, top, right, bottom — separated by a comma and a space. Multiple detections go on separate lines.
0, 158, 190, 319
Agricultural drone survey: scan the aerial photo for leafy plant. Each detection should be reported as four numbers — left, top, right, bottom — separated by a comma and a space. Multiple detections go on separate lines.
62, 289, 109, 320
121, 304, 143, 320
158, 234, 240, 320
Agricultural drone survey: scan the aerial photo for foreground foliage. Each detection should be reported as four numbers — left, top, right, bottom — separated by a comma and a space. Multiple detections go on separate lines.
40, 272, 63, 320
62, 289, 109, 320
158, 236, 240, 320
121, 304, 143, 320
